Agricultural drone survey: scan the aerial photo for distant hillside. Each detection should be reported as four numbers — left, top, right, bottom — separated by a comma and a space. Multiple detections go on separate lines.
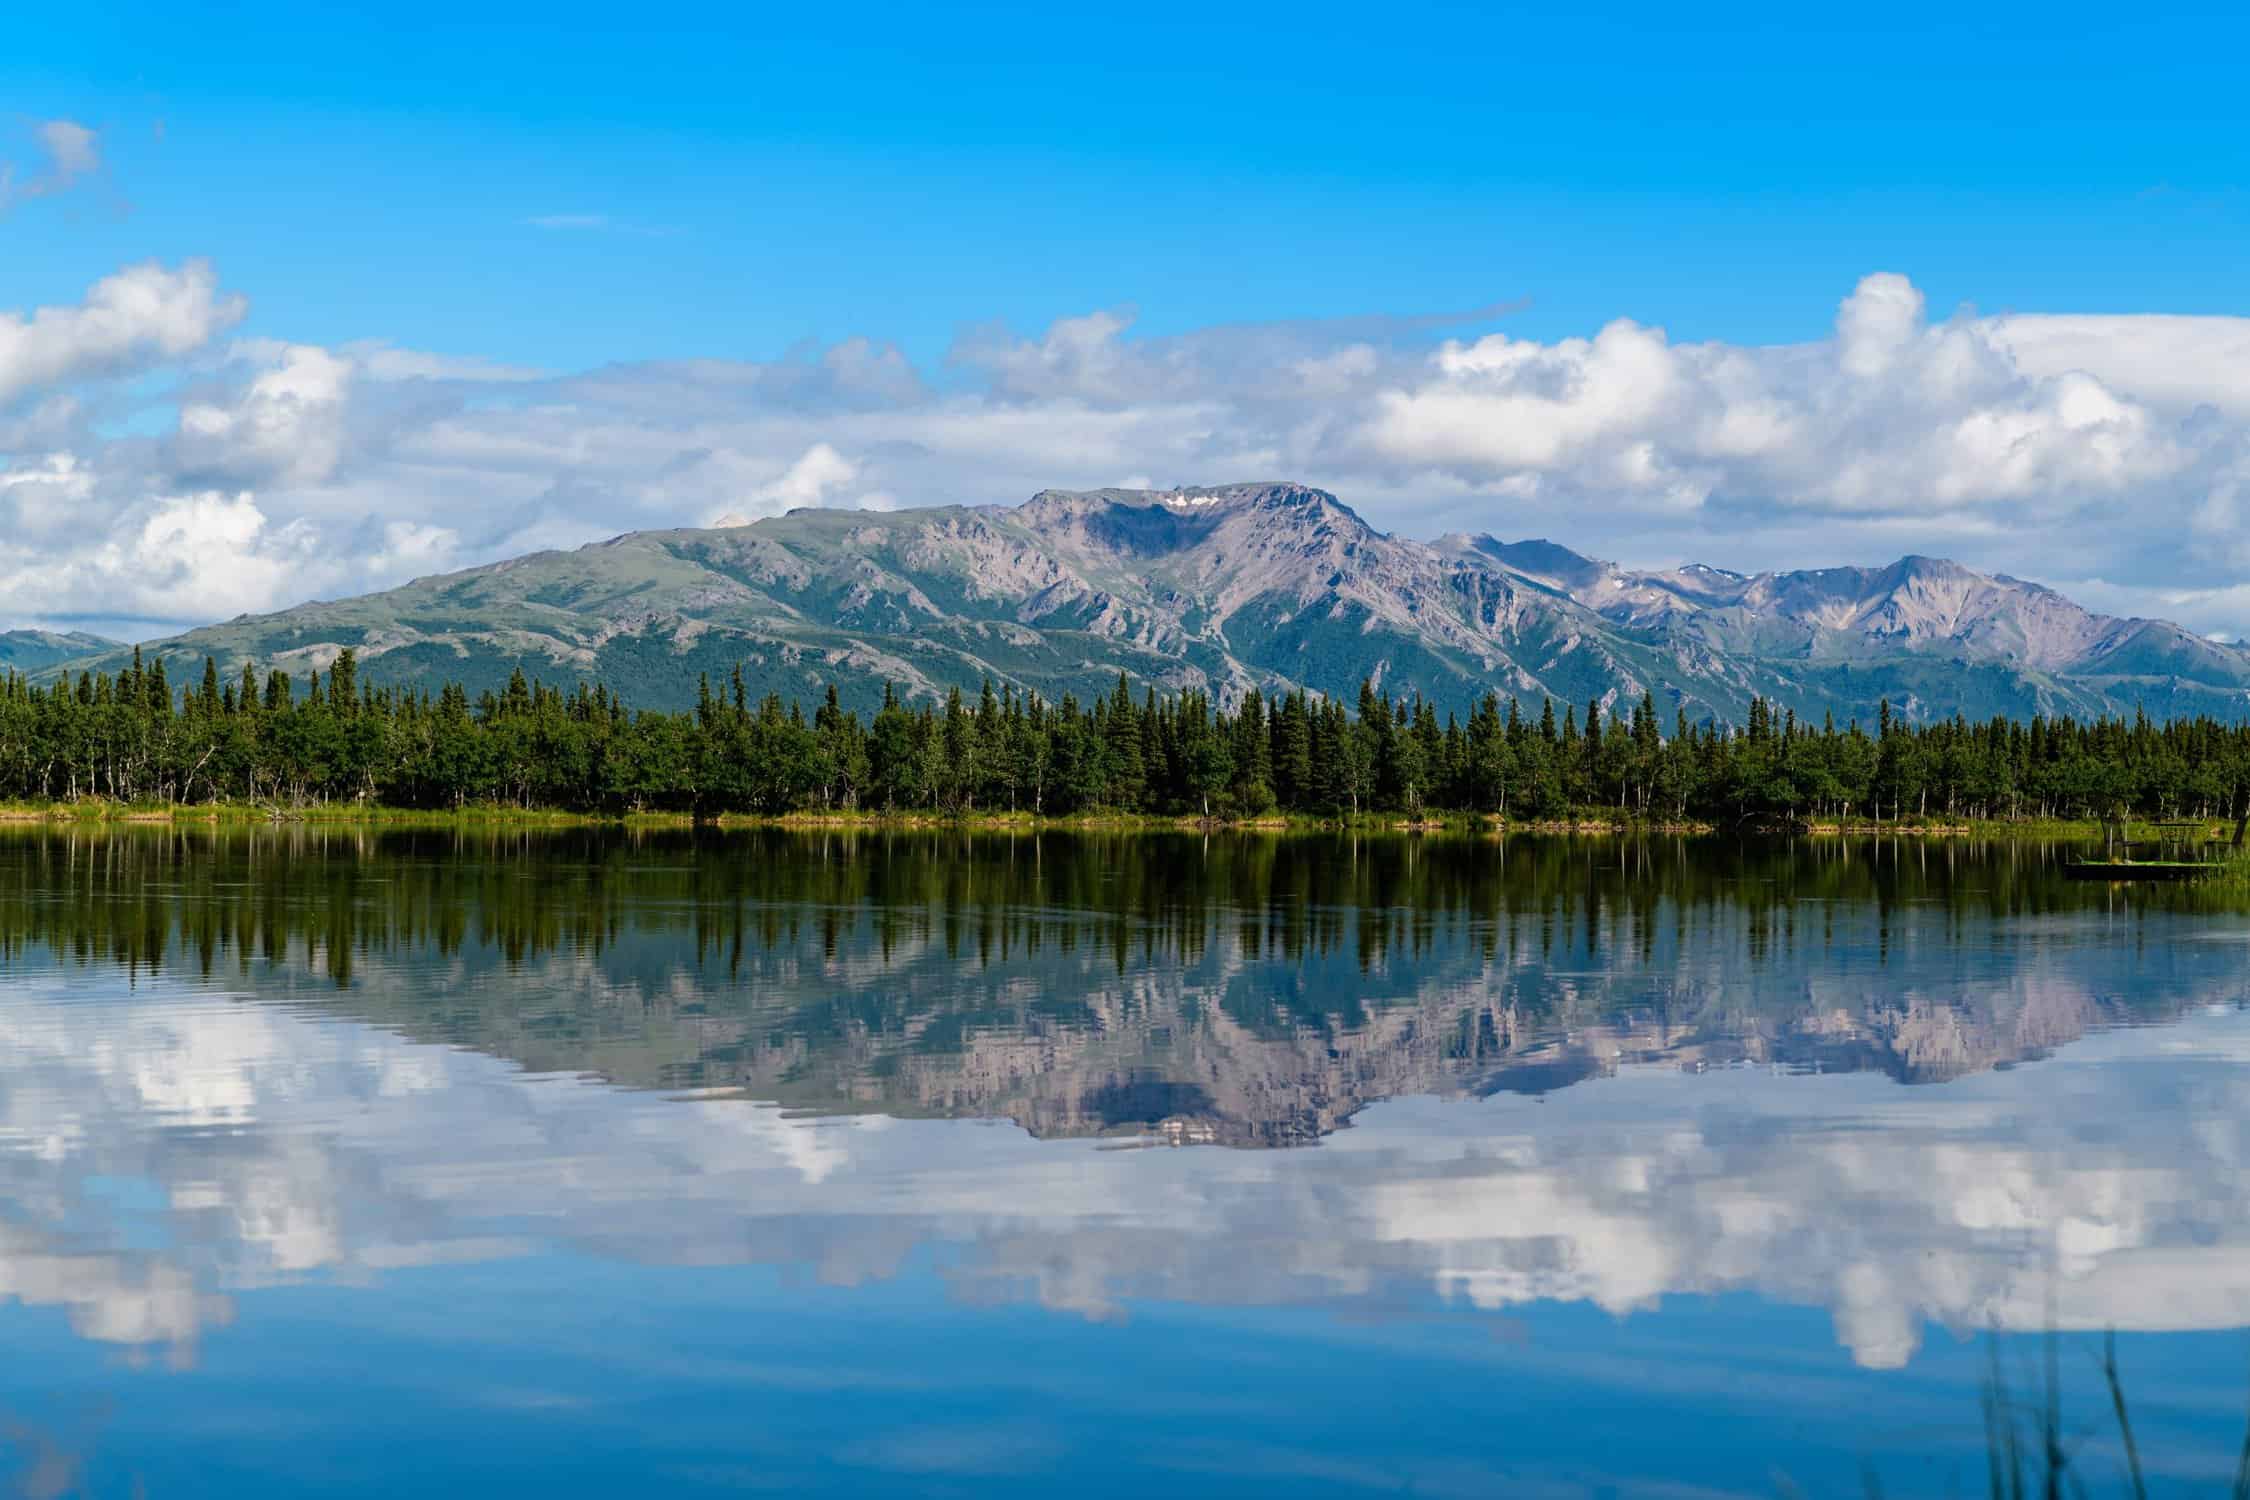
39, 482, 2250, 725
0, 629, 121, 674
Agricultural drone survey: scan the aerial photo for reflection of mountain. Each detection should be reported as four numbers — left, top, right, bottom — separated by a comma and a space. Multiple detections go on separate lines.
17, 819, 2250, 1500
313, 955, 2171, 1150
0, 826, 2216, 1148
2, 961, 2247, 1373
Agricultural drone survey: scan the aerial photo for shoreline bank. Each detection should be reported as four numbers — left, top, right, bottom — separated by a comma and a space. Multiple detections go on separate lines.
2, 801, 2226, 842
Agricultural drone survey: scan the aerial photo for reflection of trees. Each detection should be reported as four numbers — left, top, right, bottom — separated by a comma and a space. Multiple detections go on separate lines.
0, 828, 2224, 1146
3, 827, 2248, 1373
4, 824, 2228, 977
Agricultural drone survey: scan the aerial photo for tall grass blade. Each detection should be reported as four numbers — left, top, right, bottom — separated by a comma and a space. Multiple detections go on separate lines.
1987, 1335, 2026, 1500
2101, 1331, 2147, 1500
2231, 1383, 2250, 1500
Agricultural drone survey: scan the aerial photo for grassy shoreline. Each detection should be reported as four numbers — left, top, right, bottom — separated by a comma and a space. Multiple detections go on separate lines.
0, 799, 2219, 842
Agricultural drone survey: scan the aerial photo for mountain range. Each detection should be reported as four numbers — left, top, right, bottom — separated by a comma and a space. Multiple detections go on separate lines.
0, 629, 121, 674
31, 481, 2250, 725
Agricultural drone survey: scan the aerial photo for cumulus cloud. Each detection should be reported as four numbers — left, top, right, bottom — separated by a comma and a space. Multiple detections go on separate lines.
177, 342, 355, 485
955, 307, 1147, 402
1361, 273, 2201, 521
366, 519, 460, 578
0, 261, 245, 409
116, 492, 320, 613
756, 440, 858, 508
1992, 313, 2250, 419
0, 489, 324, 628
6, 260, 2250, 636
707, 442, 861, 526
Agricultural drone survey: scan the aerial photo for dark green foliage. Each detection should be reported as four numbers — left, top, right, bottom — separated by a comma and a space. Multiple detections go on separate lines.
5, 655, 2250, 825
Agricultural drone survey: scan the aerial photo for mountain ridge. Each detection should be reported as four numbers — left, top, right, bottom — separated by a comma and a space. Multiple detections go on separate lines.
0, 629, 123, 674
30, 481, 2250, 725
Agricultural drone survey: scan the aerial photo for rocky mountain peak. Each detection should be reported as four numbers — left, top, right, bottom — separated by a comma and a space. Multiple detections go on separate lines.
1007, 481, 1373, 562
31, 480, 2250, 728
1018, 480, 1351, 519
1453, 536, 1612, 594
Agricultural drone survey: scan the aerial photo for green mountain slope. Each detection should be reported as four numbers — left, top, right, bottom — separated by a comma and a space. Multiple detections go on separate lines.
38, 483, 2250, 725
0, 629, 121, 674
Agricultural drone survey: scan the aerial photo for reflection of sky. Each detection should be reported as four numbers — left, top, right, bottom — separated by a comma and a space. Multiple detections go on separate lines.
4, 931, 2250, 1493
2, 964, 2247, 1378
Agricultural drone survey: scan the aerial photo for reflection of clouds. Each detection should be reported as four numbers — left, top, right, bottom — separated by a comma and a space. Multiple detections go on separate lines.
0, 967, 2245, 1371
0, 1224, 228, 1354
1337, 1014, 2250, 1368
247, 884, 2232, 1157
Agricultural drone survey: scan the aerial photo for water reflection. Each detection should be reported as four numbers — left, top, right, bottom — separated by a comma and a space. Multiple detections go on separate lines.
0, 827, 2227, 1144
0, 826, 2243, 1394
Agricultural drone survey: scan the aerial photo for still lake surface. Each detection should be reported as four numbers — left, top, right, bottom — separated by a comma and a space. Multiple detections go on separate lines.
2, 827, 2248, 1497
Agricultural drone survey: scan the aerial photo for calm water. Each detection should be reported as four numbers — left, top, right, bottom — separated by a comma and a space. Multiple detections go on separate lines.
2, 828, 2248, 1497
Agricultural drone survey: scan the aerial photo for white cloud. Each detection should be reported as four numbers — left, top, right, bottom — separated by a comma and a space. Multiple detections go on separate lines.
0, 485, 330, 626
711, 440, 868, 528
37, 120, 99, 178
0, 451, 98, 541
357, 521, 461, 588
1372, 317, 1687, 476
1834, 269, 1925, 377
957, 307, 1146, 403
1361, 273, 2203, 523
0, 261, 245, 408
117, 492, 321, 616
1992, 313, 2250, 419
750, 441, 858, 513
9, 259, 2250, 636
178, 343, 354, 485
8, 947, 2250, 1376
0, 119, 101, 211
337, 340, 546, 383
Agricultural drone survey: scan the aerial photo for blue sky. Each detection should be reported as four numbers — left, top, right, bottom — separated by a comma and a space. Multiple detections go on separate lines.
5, 1, 2250, 637
10, 0, 2247, 368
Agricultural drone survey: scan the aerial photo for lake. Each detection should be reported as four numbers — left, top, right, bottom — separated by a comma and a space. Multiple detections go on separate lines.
2, 826, 2247, 1497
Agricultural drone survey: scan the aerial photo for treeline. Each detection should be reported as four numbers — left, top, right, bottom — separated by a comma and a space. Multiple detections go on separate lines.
4, 648, 2249, 822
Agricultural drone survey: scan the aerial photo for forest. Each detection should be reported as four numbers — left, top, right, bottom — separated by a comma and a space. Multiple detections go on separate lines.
3, 647, 2249, 823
